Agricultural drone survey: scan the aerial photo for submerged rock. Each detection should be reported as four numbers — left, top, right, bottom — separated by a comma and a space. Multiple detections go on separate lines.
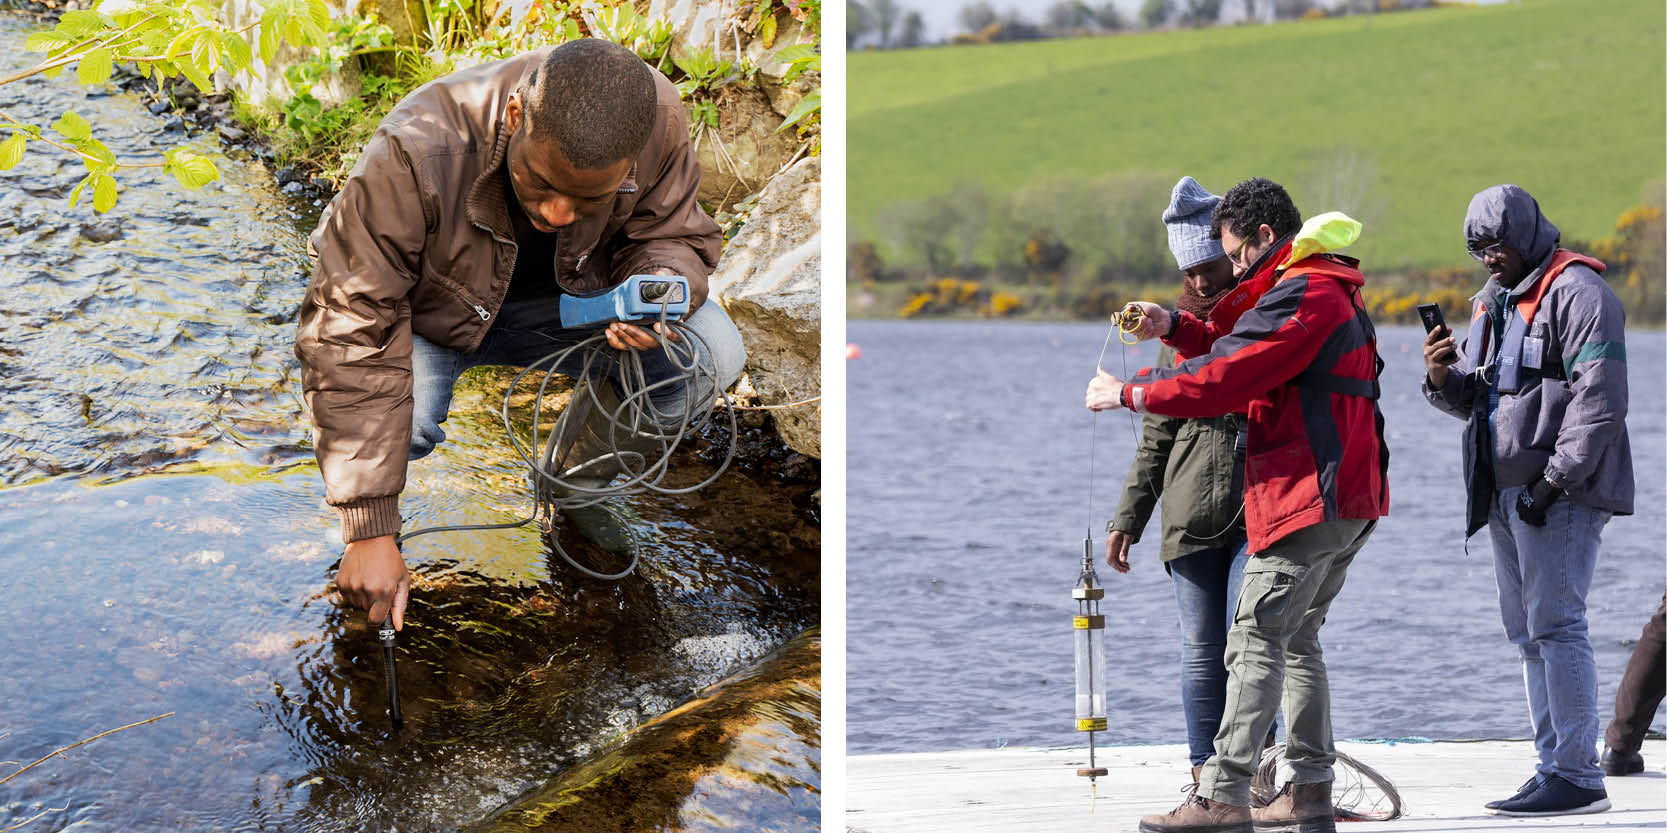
465, 628, 819, 833
78, 220, 123, 243
710, 157, 820, 459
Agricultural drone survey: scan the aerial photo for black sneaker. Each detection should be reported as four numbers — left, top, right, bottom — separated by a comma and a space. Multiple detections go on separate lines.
1482, 774, 1542, 811
1487, 773, 1610, 817
1601, 746, 1645, 776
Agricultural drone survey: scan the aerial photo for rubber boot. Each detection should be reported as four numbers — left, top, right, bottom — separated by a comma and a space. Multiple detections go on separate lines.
541, 378, 660, 558
1251, 781, 1334, 833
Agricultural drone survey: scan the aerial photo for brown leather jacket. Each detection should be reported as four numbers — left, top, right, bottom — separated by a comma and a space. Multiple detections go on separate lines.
296, 47, 721, 542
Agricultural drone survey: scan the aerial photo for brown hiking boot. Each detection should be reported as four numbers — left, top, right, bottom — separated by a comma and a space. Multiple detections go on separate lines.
1139, 784, 1252, 833
1251, 781, 1335, 833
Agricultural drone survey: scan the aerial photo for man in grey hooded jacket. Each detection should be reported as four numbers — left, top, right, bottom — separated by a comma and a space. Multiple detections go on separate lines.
1423, 184, 1632, 817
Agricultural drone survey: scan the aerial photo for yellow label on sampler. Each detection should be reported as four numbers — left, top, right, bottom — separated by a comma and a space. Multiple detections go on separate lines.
1073, 615, 1105, 629
1077, 717, 1108, 732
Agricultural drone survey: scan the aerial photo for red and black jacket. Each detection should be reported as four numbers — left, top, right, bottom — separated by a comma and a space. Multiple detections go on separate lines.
1122, 240, 1390, 551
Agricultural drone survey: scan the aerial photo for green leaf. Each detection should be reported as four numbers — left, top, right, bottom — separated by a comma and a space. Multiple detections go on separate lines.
283, 17, 303, 47
24, 31, 72, 53
165, 149, 219, 189
258, 15, 281, 64
771, 43, 817, 64
92, 172, 118, 213
52, 110, 92, 142
82, 139, 117, 173
307, 0, 331, 32
221, 31, 253, 72
67, 173, 91, 209
190, 27, 220, 72
759, 14, 777, 48
77, 47, 114, 86
0, 133, 26, 170
164, 27, 195, 59
43, 63, 65, 80
297, 19, 327, 48
56, 9, 106, 40
775, 89, 819, 132
177, 58, 213, 93
673, 47, 716, 81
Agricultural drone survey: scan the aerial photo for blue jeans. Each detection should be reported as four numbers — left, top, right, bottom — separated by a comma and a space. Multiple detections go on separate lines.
1488, 484, 1609, 790
1168, 536, 1256, 766
409, 298, 746, 460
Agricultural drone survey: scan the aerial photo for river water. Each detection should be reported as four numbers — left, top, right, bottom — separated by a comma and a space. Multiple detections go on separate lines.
0, 13, 818, 833
848, 318, 1665, 755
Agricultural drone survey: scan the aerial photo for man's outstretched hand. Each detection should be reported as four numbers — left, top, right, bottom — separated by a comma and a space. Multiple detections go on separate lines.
337, 534, 410, 630
1085, 368, 1127, 412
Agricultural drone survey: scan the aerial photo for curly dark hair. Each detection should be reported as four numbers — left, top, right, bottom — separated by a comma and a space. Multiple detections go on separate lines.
1210, 177, 1302, 241
523, 39, 656, 170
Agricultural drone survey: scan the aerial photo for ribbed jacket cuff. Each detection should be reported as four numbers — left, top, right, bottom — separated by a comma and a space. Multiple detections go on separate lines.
335, 495, 402, 543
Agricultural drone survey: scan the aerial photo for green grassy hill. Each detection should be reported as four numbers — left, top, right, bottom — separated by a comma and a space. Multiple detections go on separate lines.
848, 0, 1666, 273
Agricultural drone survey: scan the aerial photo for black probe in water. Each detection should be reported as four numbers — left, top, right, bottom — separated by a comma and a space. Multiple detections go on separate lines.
378, 614, 403, 730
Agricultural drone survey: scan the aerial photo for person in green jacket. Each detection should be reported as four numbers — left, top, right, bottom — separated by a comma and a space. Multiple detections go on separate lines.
1104, 176, 1250, 783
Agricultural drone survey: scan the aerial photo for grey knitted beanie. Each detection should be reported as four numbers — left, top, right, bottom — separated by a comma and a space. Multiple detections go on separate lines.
1163, 175, 1225, 270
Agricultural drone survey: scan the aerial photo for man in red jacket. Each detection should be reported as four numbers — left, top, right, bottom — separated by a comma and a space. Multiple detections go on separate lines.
1086, 178, 1389, 833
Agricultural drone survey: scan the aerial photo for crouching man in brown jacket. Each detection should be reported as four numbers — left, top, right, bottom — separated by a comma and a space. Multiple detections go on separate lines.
295, 39, 745, 630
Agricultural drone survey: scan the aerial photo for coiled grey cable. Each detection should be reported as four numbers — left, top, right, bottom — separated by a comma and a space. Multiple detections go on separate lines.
395, 305, 737, 580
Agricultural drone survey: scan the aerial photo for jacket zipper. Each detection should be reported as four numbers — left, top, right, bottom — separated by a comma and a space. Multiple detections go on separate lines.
472, 303, 489, 321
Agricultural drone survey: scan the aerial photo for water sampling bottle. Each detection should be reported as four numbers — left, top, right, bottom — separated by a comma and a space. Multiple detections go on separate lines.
1073, 533, 1108, 784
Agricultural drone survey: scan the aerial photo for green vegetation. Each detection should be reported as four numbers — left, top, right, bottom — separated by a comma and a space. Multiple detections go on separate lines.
5, 0, 820, 208
0, 0, 335, 209
849, 0, 1665, 292
249, 0, 821, 186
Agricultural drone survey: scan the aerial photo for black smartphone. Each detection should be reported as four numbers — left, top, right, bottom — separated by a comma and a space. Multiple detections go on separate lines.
1416, 303, 1446, 334
1417, 303, 1459, 365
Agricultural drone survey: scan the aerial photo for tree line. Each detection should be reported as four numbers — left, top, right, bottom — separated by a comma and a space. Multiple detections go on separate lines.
848, 0, 1435, 50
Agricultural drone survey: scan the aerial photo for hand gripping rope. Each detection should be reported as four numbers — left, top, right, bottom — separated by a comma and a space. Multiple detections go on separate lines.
1094, 304, 1244, 543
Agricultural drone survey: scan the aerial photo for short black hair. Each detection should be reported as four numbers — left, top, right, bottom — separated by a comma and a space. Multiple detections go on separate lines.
523, 39, 656, 169
1210, 177, 1302, 241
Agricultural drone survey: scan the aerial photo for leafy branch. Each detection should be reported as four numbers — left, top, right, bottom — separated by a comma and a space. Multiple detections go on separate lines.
0, 0, 333, 212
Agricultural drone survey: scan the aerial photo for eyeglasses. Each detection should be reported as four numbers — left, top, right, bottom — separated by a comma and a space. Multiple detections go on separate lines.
1227, 234, 1259, 267
1468, 241, 1507, 262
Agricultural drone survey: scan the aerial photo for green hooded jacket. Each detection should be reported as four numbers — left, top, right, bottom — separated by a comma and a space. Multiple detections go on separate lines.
1106, 345, 1246, 563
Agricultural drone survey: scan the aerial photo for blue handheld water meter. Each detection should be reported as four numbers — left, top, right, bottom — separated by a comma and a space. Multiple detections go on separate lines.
559, 274, 691, 328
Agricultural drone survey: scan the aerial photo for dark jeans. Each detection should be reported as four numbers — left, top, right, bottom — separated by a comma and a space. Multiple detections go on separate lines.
1605, 593, 1666, 755
1168, 538, 1253, 766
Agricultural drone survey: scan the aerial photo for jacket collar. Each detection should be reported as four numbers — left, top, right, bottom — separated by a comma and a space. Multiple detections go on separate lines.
465, 116, 518, 245
1247, 233, 1296, 283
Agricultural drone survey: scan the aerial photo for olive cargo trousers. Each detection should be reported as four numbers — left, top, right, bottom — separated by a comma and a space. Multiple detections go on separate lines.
1198, 517, 1375, 806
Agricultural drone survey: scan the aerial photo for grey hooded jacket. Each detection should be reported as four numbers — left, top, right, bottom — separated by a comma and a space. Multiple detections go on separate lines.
1423, 185, 1632, 535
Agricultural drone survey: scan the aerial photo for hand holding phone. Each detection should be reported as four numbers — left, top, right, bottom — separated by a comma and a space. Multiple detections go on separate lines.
1417, 303, 1446, 335
1418, 303, 1459, 386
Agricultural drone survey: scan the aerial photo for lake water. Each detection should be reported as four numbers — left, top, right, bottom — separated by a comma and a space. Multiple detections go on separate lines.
0, 13, 818, 832
847, 318, 1665, 755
